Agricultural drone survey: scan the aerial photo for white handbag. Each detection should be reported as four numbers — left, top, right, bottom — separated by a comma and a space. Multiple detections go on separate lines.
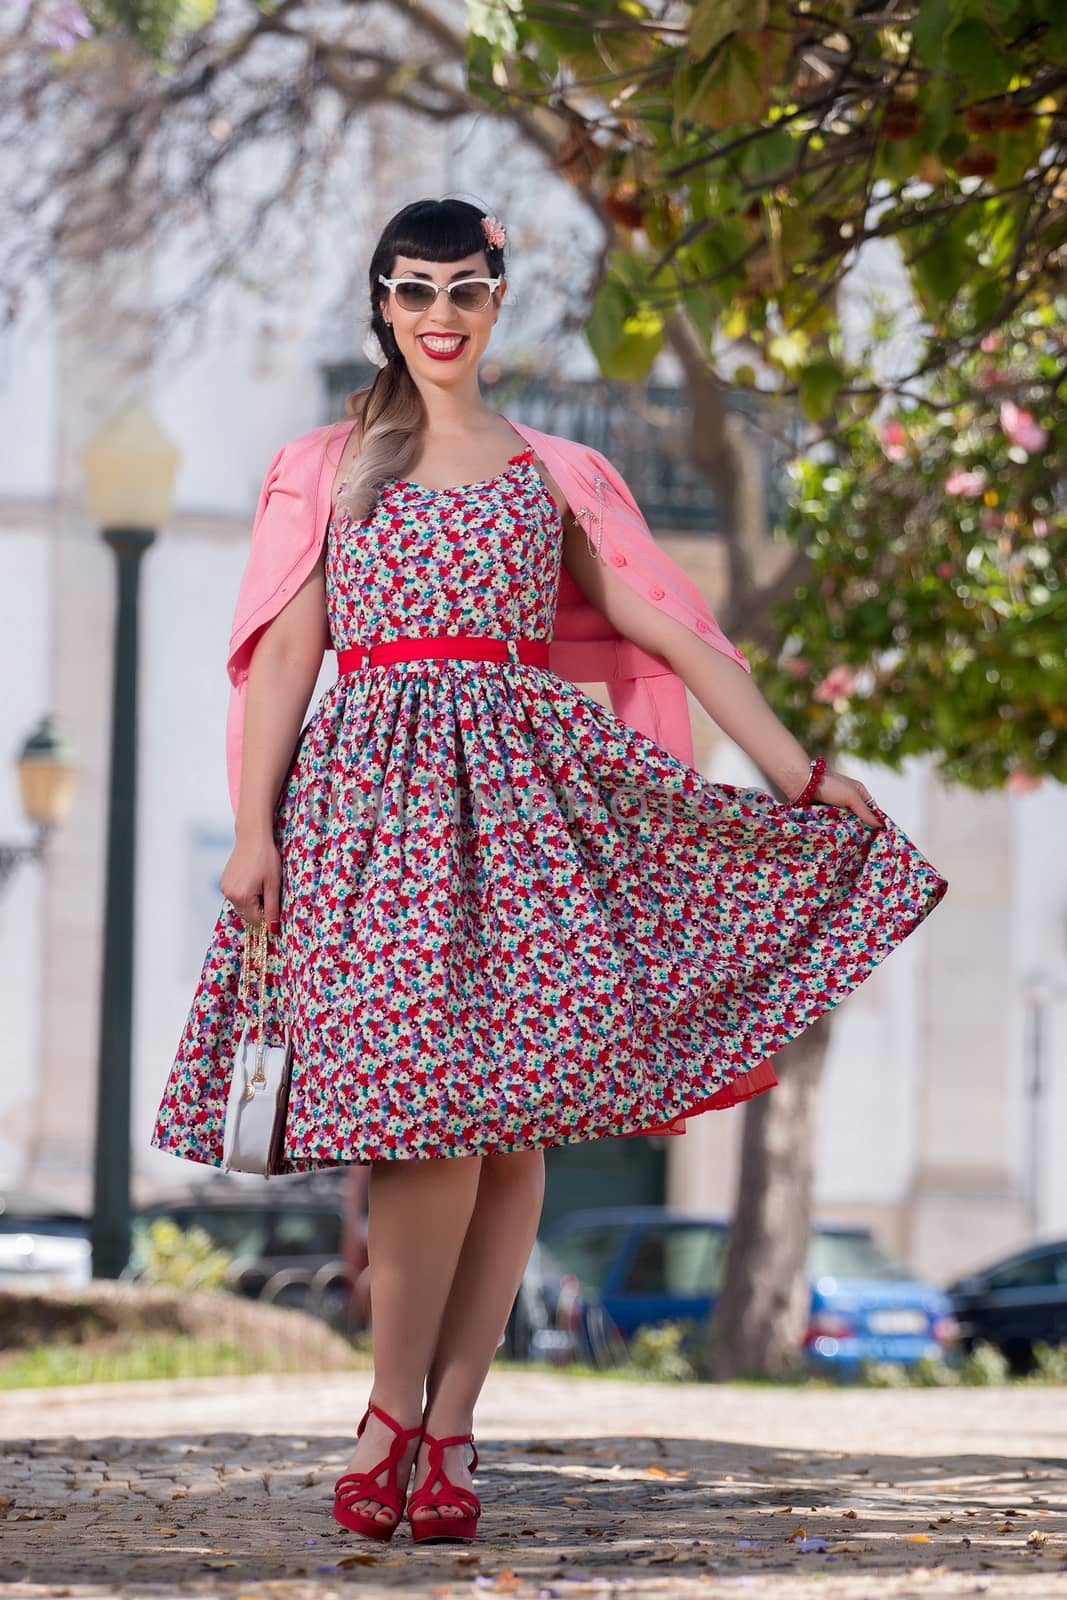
222, 919, 293, 1178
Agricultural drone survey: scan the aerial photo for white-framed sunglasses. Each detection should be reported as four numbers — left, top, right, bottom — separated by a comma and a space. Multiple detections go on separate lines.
378, 274, 502, 313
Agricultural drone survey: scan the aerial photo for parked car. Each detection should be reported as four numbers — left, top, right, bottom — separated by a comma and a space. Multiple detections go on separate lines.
525, 1206, 957, 1373
947, 1239, 1067, 1373
0, 1192, 91, 1290
130, 1169, 357, 1324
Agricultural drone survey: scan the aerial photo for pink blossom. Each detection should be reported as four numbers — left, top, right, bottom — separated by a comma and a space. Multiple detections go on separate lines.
945, 467, 987, 498
783, 657, 810, 679
1000, 400, 1048, 455
980, 333, 1001, 354
813, 664, 858, 704
979, 508, 1003, 532
1032, 517, 1049, 540
819, 576, 836, 597
880, 420, 908, 462
1007, 769, 1044, 795
936, 561, 953, 579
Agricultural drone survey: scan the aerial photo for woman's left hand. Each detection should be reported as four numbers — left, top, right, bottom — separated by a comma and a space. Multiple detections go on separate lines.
810, 768, 884, 830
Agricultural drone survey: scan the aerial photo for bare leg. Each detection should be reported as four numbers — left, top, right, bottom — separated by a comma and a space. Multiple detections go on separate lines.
340, 1153, 483, 1529
410, 1147, 546, 1525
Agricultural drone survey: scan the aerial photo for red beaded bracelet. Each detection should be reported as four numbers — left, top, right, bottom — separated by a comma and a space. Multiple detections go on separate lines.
788, 756, 826, 806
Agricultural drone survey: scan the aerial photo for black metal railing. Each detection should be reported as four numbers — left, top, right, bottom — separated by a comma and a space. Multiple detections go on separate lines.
321, 363, 795, 534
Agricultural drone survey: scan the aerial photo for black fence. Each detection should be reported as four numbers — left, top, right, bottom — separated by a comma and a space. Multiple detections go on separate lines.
321, 363, 797, 535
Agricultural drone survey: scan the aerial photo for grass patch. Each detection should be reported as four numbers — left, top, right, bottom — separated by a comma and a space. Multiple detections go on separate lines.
0, 1332, 371, 1389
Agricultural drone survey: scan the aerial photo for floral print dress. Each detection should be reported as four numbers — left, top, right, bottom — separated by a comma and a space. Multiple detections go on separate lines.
150, 447, 948, 1172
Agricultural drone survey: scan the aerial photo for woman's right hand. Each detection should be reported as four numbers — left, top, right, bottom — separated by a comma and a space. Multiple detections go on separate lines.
220, 832, 282, 929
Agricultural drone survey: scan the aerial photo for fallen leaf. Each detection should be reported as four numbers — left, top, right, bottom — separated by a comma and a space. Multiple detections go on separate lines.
787, 1526, 807, 1542
842, 1509, 858, 1520
908, 1534, 930, 1543
1027, 1530, 1047, 1547
337, 1552, 381, 1566
201, 1561, 239, 1570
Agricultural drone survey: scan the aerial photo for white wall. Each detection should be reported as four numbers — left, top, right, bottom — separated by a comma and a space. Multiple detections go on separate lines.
0, 531, 51, 1187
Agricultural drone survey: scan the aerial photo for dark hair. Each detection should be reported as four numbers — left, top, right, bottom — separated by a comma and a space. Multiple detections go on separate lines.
337, 198, 508, 521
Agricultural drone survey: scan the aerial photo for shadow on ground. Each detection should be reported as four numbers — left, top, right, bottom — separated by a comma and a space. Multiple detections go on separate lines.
2, 1430, 1065, 1596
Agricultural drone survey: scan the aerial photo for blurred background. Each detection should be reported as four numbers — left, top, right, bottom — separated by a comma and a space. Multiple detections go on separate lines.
1, 0, 1066, 1390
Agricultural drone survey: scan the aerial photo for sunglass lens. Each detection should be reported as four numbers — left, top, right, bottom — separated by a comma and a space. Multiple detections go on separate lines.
395, 282, 435, 311
451, 282, 491, 311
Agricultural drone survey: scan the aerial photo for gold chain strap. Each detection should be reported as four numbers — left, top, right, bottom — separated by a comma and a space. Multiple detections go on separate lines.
238, 920, 270, 1094
578, 473, 606, 561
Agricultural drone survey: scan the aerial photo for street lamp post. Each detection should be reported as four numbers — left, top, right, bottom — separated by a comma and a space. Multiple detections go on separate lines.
83, 403, 180, 1280
0, 717, 77, 898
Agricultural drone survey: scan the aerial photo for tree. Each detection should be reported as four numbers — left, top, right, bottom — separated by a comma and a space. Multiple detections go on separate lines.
708, 301, 1065, 1377
468, 0, 1067, 422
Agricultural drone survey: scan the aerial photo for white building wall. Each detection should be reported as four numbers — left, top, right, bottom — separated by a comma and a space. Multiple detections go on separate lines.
0, 531, 51, 1186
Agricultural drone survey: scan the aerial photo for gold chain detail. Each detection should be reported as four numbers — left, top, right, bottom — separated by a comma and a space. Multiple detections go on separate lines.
239, 920, 270, 1091
578, 474, 606, 561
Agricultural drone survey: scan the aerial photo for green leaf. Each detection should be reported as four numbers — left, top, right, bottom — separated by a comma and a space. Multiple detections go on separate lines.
687, 0, 767, 61
681, 29, 782, 129
798, 357, 844, 422
910, 230, 965, 313
945, 19, 1012, 97
1041, 20, 1067, 67
586, 278, 664, 380
738, 127, 794, 182
910, 0, 957, 73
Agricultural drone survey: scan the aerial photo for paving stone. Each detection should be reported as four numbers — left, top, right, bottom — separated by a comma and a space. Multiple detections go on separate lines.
0, 1370, 1064, 1598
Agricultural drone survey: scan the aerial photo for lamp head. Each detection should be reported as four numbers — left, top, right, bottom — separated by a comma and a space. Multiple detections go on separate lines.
83, 401, 180, 530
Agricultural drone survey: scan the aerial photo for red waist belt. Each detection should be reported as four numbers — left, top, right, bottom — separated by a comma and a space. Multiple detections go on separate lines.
337, 634, 551, 673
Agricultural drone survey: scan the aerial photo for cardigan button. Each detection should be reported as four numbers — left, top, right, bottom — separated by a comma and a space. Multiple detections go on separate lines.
610, 553, 626, 567
649, 584, 665, 600
696, 618, 710, 632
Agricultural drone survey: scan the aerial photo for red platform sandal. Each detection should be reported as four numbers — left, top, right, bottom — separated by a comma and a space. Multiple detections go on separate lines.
406, 1428, 481, 1544
332, 1400, 423, 1541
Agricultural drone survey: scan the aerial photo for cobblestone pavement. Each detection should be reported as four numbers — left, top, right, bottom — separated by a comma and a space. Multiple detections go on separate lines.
1, 1369, 1065, 1599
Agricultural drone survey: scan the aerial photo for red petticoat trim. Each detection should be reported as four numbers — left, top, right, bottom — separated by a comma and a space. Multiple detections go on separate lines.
615, 1057, 780, 1139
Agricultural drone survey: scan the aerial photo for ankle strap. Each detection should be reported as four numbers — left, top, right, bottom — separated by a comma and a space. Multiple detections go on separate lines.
422, 1428, 478, 1473
360, 1400, 423, 1444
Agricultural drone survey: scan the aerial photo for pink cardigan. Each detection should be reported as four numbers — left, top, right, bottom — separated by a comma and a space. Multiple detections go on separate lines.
225, 416, 751, 814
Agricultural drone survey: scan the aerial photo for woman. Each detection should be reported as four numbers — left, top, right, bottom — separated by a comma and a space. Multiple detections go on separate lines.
151, 197, 948, 1545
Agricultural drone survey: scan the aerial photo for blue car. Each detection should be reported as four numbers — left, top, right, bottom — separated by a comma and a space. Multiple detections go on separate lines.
535, 1207, 958, 1373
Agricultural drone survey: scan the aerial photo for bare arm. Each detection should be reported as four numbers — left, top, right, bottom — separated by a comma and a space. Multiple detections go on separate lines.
560, 518, 882, 826
221, 547, 330, 924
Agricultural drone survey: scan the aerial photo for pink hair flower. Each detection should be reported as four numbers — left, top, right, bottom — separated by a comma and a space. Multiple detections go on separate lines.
481, 214, 507, 250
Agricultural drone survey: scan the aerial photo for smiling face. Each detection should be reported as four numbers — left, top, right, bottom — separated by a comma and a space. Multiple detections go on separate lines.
379, 250, 506, 377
